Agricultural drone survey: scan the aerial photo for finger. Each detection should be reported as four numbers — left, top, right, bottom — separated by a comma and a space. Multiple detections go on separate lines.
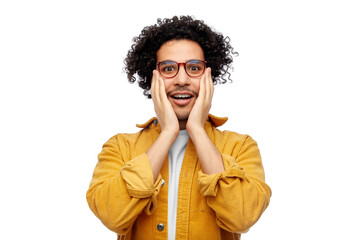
156, 71, 162, 101
150, 70, 157, 98
204, 68, 211, 100
208, 68, 214, 99
152, 70, 161, 106
198, 71, 206, 101
203, 68, 213, 112
202, 69, 208, 100
158, 75, 167, 103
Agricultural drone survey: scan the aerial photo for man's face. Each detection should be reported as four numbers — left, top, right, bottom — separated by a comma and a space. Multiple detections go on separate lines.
156, 39, 205, 121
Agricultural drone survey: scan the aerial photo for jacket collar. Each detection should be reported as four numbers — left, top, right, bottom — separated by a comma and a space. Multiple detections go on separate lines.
136, 114, 228, 129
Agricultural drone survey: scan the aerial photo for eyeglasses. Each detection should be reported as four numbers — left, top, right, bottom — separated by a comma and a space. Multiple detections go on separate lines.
156, 59, 206, 79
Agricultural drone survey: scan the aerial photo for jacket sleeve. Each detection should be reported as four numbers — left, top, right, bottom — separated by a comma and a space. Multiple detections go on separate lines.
86, 135, 162, 235
197, 134, 271, 233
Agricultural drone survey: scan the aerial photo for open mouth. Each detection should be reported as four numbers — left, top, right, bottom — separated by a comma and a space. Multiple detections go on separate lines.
171, 94, 193, 100
169, 93, 194, 106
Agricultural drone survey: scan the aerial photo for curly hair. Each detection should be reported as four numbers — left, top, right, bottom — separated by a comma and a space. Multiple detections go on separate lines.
124, 15, 237, 98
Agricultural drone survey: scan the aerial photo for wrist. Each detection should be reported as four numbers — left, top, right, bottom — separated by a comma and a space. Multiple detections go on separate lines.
186, 118, 207, 136
187, 125, 206, 141
160, 128, 179, 143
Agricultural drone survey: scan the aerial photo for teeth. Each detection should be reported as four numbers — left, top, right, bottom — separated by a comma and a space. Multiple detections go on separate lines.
172, 94, 191, 99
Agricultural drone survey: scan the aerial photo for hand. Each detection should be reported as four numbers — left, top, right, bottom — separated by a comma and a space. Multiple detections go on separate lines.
186, 68, 224, 174
186, 68, 214, 134
146, 70, 179, 182
150, 70, 179, 135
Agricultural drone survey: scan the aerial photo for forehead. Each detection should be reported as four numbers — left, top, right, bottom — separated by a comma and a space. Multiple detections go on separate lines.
156, 39, 205, 62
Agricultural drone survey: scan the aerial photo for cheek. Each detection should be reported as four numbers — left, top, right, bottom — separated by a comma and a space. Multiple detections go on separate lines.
164, 81, 171, 95
193, 80, 201, 93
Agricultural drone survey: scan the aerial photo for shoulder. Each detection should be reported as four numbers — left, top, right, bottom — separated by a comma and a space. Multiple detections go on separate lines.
214, 127, 253, 142
111, 130, 144, 142
214, 128, 259, 153
101, 127, 157, 156
101, 131, 143, 150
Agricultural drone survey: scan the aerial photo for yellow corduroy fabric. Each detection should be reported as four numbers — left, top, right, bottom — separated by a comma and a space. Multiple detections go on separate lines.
86, 114, 271, 240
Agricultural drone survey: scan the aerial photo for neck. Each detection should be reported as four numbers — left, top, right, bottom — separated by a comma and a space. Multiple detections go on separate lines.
179, 120, 187, 130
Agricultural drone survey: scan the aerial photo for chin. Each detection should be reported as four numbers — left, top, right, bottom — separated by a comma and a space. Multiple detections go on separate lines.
175, 111, 190, 121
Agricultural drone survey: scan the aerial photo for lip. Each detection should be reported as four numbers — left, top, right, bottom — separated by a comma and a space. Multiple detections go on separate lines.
169, 91, 194, 106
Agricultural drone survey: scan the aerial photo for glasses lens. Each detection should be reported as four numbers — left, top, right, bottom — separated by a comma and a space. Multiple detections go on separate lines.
185, 60, 205, 77
158, 61, 178, 78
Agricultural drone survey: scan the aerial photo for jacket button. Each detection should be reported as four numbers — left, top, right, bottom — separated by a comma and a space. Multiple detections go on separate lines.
161, 179, 165, 187
157, 223, 164, 231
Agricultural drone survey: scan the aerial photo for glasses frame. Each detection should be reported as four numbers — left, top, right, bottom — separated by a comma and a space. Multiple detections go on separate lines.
156, 59, 207, 79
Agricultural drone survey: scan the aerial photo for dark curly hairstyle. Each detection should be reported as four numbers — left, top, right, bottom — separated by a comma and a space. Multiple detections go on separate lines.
124, 15, 237, 98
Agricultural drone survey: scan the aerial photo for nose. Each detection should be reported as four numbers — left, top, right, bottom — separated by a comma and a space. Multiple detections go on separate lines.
174, 64, 191, 86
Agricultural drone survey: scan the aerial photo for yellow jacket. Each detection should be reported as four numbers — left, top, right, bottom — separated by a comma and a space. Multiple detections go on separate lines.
86, 115, 271, 240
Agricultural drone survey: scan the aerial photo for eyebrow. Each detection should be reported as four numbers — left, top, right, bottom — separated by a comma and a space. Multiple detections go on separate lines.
157, 59, 204, 63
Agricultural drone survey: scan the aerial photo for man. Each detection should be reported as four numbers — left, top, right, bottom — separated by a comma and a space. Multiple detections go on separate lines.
87, 16, 271, 240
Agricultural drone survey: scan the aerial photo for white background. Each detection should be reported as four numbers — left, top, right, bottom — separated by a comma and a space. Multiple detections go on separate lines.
1, 0, 359, 239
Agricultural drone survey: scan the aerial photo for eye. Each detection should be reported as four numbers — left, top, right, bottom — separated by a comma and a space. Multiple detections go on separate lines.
188, 65, 200, 71
162, 66, 175, 72
187, 63, 204, 73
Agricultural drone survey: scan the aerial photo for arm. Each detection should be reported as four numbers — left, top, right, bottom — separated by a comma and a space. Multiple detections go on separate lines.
86, 135, 163, 235
146, 70, 179, 182
187, 68, 271, 232
87, 71, 179, 234
186, 68, 225, 174
197, 134, 271, 233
